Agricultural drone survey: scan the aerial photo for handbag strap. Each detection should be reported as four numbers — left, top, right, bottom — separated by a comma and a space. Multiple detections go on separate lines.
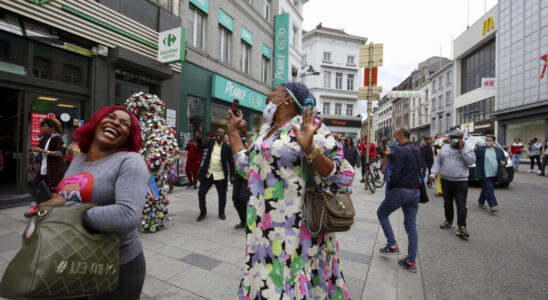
300, 153, 325, 235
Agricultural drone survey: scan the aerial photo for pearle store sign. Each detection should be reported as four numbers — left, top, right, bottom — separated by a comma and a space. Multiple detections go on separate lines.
211, 75, 266, 111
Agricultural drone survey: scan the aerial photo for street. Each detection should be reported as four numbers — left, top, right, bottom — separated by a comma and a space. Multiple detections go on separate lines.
0, 171, 547, 299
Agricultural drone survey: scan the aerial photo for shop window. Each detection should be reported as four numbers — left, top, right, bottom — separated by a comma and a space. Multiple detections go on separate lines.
188, 5, 205, 49
114, 68, 160, 105
323, 71, 331, 88
218, 27, 231, 63
335, 103, 342, 115
211, 101, 231, 128
187, 95, 205, 133
262, 56, 268, 83
0, 32, 28, 76
32, 42, 89, 87
335, 72, 343, 90
241, 42, 250, 74
63, 64, 82, 86
347, 74, 354, 90
33, 57, 51, 79
30, 95, 83, 146
264, 0, 271, 21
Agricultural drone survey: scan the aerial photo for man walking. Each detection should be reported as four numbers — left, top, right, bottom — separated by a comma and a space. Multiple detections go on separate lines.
421, 137, 434, 187
474, 135, 506, 213
196, 128, 235, 221
429, 130, 476, 239
528, 138, 543, 173
232, 120, 250, 228
510, 138, 523, 171
377, 128, 422, 273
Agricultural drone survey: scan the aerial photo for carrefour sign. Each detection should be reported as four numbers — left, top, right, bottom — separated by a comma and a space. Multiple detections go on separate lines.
158, 27, 186, 63
211, 75, 266, 111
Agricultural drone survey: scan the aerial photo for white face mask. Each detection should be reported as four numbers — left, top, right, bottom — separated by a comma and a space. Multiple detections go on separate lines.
262, 101, 280, 123
485, 142, 493, 147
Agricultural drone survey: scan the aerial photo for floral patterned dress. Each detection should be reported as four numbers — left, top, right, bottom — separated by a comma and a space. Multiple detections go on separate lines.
235, 115, 355, 299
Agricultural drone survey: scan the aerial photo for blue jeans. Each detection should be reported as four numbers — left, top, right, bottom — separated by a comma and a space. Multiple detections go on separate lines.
511, 154, 521, 171
479, 177, 498, 207
377, 188, 420, 263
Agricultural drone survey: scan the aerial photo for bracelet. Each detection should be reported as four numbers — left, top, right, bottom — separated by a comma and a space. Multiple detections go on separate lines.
305, 147, 320, 163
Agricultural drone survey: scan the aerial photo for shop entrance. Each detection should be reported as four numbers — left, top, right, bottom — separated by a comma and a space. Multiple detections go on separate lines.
0, 87, 26, 198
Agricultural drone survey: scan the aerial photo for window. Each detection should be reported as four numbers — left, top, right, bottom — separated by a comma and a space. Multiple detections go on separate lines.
240, 42, 250, 74
446, 71, 451, 85
323, 102, 331, 115
323, 71, 331, 88
335, 72, 343, 89
323, 52, 331, 62
33, 57, 51, 79
347, 74, 354, 90
346, 104, 353, 116
63, 65, 82, 85
335, 103, 342, 115
439, 76, 442, 89
446, 91, 451, 105
438, 95, 443, 108
403, 113, 409, 125
292, 26, 298, 47
461, 39, 495, 93
188, 6, 205, 49
262, 56, 268, 83
432, 117, 436, 132
432, 79, 436, 92
446, 113, 451, 130
264, 0, 271, 21
218, 27, 231, 63
347, 55, 355, 65
438, 115, 443, 133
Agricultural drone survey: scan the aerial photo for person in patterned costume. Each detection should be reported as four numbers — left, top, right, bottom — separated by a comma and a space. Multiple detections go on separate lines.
227, 82, 355, 299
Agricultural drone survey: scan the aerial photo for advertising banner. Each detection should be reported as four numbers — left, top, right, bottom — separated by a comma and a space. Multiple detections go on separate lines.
273, 13, 290, 87
218, 9, 233, 32
158, 27, 186, 64
241, 26, 253, 45
30, 113, 49, 146
387, 90, 425, 99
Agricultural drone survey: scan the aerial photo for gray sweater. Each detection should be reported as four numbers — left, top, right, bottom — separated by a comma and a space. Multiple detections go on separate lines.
60, 152, 148, 264
430, 144, 476, 181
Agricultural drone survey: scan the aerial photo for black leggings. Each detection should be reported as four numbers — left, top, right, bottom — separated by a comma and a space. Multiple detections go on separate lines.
89, 251, 146, 300
530, 155, 541, 170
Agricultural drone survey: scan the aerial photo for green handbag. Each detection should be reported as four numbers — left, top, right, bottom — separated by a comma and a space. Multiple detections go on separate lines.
0, 202, 120, 299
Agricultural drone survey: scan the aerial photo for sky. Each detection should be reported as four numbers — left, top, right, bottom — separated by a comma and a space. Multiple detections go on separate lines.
302, 0, 498, 114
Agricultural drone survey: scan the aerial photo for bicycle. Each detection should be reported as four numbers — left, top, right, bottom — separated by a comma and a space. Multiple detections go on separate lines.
362, 159, 384, 193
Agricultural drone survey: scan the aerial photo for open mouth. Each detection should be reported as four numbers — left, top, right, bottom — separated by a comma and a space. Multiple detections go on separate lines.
102, 126, 120, 139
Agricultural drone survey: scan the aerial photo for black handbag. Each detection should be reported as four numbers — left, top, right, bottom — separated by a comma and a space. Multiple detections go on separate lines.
500, 166, 509, 183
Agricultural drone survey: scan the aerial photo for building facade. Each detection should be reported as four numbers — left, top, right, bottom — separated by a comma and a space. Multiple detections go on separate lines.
0, 0, 181, 200
373, 95, 393, 143
391, 76, 413, 132
453, 4, 498, 135
430, 62, 454, 136
493, 0, 548, 146
302, 23, 367, 140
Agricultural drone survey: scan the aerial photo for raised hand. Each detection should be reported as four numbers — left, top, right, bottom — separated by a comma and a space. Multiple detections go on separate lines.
227, 109, 243, 134
291, 106, 323, 154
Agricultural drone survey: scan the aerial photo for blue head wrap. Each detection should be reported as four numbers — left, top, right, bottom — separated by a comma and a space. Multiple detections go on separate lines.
281, 82, 316, 112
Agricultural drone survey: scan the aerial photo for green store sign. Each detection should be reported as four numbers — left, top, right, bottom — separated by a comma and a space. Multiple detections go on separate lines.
218, 9, 233, 32
189, 0, 209, 14
274, 13, 290, 87
241, 26, 253, 45
262, 43, 272, 60
211, 75, 266, 111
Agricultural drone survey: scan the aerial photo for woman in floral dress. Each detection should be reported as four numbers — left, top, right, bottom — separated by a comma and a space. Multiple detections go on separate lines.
227, 82, 355, 299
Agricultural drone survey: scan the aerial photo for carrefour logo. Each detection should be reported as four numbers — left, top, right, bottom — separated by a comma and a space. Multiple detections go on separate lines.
276, 27, 288, 50
163, 34, 177, 47
26, 0, 53, 4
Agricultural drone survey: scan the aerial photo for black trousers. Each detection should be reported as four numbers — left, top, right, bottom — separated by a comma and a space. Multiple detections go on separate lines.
541, 155, 548, 174
530, 155, 542, 170
232, 174, 248, 224
88, 251, 146, 300
198, 175, 227, 216
440, 179, 468, 227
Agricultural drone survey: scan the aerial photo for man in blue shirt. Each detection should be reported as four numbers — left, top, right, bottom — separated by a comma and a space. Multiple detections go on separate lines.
377, 128, 423, 273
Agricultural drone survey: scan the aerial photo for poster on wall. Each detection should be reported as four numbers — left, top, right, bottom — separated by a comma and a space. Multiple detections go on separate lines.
166, 109, 176, 128
30, 113, 49, 146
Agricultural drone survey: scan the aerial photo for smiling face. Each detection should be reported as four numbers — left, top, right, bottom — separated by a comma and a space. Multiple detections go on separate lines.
93, 110, 132, 150
216, 128, 225, 144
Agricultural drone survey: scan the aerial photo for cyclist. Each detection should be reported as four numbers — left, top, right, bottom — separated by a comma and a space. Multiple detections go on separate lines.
359, 136, 377, 182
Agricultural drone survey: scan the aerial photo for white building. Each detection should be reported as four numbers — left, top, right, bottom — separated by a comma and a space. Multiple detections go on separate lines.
278, 0, 308, 81
373, 96, 393, 143
492, 0, 548, 146
302, 23, 367, 140
453, 4, 498, 135
430, 62, 454, 136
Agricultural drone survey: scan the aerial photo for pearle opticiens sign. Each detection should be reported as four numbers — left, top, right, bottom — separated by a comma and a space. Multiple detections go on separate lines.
211, 75, 266, 111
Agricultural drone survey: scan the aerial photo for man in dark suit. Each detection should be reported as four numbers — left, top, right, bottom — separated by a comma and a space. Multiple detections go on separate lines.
196, 127, 235, 221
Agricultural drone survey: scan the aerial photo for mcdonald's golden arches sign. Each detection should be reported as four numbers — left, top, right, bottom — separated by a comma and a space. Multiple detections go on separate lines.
483, 17, 494, 35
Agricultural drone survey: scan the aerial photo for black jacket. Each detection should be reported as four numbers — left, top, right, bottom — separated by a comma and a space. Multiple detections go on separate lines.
420, 143, 434, 167
197, 138, 235, 183
388, 141, 423, 190
343, 145, 361, 168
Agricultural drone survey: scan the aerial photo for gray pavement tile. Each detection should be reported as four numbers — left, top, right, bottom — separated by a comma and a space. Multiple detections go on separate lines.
143, 250, 191, 281
339, 250, 372, 265
153, 286, 207, 300
141, 238, 192, 260
207, 231, 246, 250
338, 239, 374, 256
339, 260, 368, 280
167, 265, 240, 300
170, 235, 226, 256
355, 217, 380, 225
211, 262, 244, 280
209, 245, 245, 265
345, 276, 365, 300
141, 274, 174, 298
181, 252, 223, 271
2, 221, 26, 234
0, 226, 11, 235
0, 232, 21, 252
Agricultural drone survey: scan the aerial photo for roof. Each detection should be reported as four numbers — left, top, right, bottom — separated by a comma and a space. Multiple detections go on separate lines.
303, 23, 368, 43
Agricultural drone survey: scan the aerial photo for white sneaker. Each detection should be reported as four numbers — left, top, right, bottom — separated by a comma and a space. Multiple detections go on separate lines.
538, 170, 542, 174
529, 169, 533, 173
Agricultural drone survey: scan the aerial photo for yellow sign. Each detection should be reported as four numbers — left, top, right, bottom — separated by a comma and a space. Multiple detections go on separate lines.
483, 17, 494, 35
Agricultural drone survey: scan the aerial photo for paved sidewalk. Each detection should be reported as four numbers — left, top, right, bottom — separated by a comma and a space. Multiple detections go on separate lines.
0, 178, 425, 299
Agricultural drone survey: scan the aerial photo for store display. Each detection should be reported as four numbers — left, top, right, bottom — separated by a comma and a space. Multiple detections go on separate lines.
125, 92, 178, 233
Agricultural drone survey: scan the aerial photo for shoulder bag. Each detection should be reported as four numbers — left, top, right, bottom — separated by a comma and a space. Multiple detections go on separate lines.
302, 159, 355, 234
0, 201, 120, 299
